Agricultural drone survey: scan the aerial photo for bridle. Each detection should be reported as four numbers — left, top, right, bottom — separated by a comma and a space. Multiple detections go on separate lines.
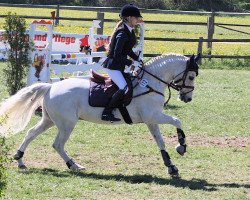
169, 59, 198, 93
133, 59, 198, 106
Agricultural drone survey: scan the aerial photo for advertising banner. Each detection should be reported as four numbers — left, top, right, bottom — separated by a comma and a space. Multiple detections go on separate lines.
0, 30, 111, 53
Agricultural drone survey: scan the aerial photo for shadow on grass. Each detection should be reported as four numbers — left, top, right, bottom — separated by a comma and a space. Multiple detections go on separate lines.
20, 168, 250, 192
163, 104, 181, 110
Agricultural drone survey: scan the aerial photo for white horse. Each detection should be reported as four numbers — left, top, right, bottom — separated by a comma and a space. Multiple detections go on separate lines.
0, 53, 200, 176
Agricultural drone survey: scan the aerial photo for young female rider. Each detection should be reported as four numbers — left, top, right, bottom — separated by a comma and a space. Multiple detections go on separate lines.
101, 4, 143, 122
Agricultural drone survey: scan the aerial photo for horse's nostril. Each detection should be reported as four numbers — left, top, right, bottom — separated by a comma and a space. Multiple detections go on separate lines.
180, 94, 185, 99
187, 98, 192, 102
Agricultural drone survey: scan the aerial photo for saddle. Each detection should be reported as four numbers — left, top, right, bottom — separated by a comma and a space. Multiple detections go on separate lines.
89, 70, 133, 108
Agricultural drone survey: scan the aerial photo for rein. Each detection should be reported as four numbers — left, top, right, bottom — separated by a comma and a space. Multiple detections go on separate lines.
132, 61, 196, 106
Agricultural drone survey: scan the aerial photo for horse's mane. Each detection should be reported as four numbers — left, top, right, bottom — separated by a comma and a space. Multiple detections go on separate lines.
145, 53, 187, 66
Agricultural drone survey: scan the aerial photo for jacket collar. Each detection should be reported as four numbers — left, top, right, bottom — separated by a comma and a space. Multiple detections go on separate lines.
124, 23, 134, 32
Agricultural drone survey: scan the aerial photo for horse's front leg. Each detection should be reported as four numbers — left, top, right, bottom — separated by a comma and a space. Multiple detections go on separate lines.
146, 112, 187, 156
147, 124, 179, 176
175, 128, 187, 156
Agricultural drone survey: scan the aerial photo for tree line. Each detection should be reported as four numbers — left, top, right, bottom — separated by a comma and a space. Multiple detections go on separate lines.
1, 0, 249, 12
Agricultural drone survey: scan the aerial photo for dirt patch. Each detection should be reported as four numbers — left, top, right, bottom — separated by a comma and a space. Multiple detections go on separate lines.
166, 135, 250, 148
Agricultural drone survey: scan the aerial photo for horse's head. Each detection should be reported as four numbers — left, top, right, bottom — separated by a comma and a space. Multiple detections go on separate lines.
173, 54, 200, 103
140, 53, 200, 104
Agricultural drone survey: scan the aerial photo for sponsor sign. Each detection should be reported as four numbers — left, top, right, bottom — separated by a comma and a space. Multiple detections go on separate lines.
0, 30, 110, 53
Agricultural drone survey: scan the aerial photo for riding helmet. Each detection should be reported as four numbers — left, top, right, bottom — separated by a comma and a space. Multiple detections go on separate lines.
120, 4, 142, 18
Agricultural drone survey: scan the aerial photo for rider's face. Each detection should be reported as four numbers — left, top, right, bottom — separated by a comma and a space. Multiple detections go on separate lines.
128, 16, 142, 27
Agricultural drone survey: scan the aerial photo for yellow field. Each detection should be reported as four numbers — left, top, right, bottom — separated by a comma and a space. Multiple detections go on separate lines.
0, 6, 249, 56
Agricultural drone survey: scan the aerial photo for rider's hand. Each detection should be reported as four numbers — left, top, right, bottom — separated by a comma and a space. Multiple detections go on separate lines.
129, 61, 141, 76
132, 60, 142, 70
124, 65, 131, 73
124, 60, 142, 76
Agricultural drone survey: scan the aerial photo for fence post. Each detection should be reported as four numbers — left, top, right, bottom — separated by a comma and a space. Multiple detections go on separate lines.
207, 11, 215, 55
97, 12, 104, 35
55, 4, 60, 26
197, 37, 203, 65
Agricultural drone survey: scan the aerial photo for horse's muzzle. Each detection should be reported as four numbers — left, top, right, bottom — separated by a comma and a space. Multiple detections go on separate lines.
179, 94, 192, 103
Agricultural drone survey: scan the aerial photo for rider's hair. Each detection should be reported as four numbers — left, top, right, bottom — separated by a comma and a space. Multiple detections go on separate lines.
108, 17, 129, 50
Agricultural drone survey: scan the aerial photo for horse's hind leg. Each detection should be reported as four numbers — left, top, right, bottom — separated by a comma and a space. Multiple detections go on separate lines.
52, 120, 85, 171
13, 110, 54, 169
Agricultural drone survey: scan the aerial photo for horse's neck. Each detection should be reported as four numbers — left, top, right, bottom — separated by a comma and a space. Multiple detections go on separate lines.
144, 55, 186, 84
132, 55, 187, 95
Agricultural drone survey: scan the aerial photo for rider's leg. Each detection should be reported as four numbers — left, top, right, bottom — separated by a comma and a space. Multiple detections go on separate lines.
105, 69, 128, 93
102, 69, 127, 122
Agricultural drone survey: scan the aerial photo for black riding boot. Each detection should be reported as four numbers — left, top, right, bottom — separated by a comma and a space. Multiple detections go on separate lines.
102, 89, 125, 122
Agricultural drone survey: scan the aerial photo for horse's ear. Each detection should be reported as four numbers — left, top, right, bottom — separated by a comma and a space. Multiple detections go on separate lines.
195, 53, 201, 63
189, 54, 195, 63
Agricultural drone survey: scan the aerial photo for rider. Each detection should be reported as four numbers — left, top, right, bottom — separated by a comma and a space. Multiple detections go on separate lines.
101, 4, 143, 122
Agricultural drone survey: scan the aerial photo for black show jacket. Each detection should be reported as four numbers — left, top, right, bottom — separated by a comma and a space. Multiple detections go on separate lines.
102, 23, 139, 72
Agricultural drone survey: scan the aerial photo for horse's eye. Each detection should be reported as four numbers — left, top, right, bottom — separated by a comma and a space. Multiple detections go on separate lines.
189, 76, 194, 81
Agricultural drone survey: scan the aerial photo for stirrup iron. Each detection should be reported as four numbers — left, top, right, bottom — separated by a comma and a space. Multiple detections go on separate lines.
101, 113, 121, 122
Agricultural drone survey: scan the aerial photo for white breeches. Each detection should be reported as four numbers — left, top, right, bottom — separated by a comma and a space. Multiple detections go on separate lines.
105, 69, 128, 92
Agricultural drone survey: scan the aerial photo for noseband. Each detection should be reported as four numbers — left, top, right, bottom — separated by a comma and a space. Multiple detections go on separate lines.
133, 60, 198, 106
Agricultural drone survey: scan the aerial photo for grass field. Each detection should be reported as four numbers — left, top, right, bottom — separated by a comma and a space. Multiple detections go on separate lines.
0, 6, 249, 200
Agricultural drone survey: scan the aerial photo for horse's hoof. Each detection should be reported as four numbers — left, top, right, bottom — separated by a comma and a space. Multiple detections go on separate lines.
168, 165, 179, 177
70, 164, 86, 172
175, 144, 186, 156
18, 164, 27, 169
13, 154, 19, 160
170, 172, 180, 178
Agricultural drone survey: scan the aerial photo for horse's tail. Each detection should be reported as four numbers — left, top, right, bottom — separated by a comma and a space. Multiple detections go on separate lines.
0, 83, 52, 136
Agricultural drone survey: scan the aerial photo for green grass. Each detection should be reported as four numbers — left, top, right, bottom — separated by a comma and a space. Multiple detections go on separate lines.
3, 121, 250, 199
3, 145, 250, 199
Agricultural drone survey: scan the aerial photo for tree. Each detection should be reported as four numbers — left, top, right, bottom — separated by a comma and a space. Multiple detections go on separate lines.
3, 13, 32, 95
